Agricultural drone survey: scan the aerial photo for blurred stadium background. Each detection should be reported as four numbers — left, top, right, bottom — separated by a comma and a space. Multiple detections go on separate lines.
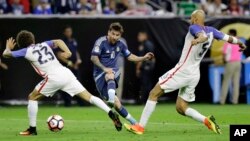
1, 17, 250, 105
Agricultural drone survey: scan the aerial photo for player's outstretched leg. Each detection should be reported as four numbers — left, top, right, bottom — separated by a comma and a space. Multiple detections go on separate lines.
176, 97, 222, 134
204, 115, 222, 134
124, 83, 164, 135
77, 90, 122, 131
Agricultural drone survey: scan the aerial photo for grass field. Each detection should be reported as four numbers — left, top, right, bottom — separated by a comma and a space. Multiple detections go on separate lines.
0, 103, 249, 141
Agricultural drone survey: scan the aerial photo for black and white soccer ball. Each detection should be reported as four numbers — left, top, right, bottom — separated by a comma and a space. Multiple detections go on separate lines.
47, 115, 64, 132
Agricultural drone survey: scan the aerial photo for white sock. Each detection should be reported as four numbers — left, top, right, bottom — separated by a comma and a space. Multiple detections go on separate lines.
125, 113, 137, 125
139, 100, 157, 127
107, 89, 116, 104
89, 96, 111, 113
28, 100, 38, 127
184, 107, 206, 123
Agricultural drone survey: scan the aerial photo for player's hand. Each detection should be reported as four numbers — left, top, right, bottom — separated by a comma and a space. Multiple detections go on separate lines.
239, 42, 247, 52
76, 59, 82, 65
144, 52, 154, 60
0, 62, 8, 70
6, 37, 16, 50
103, 68, 113, 74
73, 59, 82, 69
191, 39, 199, 46
60, 52, 72, 59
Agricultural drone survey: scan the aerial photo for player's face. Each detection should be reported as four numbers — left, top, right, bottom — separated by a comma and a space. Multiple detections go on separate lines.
137, 32, 147, 42
64, 28, 73, 38
108, 30, 121, 44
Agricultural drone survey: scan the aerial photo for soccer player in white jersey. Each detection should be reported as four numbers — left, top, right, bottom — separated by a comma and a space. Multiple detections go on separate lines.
2, 30, 122, 135
124, 10, 247, 135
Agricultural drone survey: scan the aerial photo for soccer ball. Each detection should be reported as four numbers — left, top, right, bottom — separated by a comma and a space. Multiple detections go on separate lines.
47, 115, 64, 132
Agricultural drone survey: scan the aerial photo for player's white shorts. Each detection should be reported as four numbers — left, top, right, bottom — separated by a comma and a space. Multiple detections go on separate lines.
158, 67, 200, 102
35, 68, 85, 97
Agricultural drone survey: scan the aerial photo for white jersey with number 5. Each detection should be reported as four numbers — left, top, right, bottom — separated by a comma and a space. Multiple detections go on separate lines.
158, 24, 225, 102
179, 25, 225, 75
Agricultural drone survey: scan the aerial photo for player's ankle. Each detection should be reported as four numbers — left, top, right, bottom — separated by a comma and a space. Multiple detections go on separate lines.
29, 126, 37, 132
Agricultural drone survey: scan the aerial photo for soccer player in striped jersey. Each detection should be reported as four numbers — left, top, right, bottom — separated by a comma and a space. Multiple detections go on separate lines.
2, 30, 122, 135
124, 10, 247, 135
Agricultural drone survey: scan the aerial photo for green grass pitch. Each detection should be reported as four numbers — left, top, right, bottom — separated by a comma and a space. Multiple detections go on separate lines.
0, 103, 249, 141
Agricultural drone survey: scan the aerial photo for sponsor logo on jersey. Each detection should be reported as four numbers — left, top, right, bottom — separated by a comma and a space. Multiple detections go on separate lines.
116, 46, 120, 52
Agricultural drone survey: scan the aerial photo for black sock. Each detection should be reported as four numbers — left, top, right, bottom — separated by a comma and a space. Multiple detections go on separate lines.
29, 126, 36, 131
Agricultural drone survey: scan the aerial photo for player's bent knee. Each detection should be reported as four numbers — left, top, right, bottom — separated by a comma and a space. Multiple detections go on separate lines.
28, 94, 34, 100
176, 105, 185, 115
105, 73, 115, 80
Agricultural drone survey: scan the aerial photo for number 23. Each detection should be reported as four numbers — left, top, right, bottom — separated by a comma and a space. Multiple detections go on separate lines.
32, 46, 54, 64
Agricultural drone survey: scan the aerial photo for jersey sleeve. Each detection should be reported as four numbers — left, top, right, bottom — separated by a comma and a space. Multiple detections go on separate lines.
91, 42, 102, 56
189, 25, 203, 37
45, 40, 56, 48
120, 39, 131, 58
210, 27, 225, 40
11, 48, 28, 58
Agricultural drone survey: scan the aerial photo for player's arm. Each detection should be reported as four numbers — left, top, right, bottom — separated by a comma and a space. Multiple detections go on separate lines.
212, 27, 247, 52
189, 25, 208, 46
136, 61, 142, 77
52, 39, 72, 58
191, 32, 208, 46
76, 51, 82, 65
90, 55, 112, 73
127, 53, 154, 62
56, 52, 74, 67
2, 37, 17, 58
222, 34, 247, 51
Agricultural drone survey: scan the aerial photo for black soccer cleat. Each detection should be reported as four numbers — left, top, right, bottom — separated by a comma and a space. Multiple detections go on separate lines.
108, 111, 122, 131
19, 127, 37, 136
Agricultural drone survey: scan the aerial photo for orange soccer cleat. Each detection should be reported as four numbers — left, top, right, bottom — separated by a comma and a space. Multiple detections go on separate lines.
204, 115, 222, 134
124, 123, 144, 135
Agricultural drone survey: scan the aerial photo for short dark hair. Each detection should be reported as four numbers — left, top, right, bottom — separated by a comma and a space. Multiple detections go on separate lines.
109, 22, 124, 34
229, 29, 237, 36
63, 25, 72, 31
138, 30, 148, 35
16, 30, 35, 48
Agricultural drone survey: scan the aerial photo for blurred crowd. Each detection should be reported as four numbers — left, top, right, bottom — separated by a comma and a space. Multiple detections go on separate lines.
0, 0, 249, 16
